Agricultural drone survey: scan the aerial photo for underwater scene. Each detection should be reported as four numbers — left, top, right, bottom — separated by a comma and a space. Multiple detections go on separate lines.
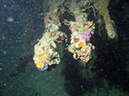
0, 0, 129, 96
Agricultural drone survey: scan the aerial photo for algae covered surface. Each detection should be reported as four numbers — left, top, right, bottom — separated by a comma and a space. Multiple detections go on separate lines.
0, 0, 129, 96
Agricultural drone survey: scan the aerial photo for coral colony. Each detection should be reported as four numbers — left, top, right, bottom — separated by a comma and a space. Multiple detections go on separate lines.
82, 30, 94, 41
33, 0, 117, 71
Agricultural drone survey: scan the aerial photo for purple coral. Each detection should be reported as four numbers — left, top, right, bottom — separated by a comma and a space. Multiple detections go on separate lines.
38, 63, 48, 71
82, 29, 94, 41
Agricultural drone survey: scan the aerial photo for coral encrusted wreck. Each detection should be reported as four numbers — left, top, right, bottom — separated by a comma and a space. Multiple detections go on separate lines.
33, 0, 117, 71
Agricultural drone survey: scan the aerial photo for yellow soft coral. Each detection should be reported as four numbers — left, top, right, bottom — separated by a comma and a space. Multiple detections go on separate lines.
36, 63, 43, 69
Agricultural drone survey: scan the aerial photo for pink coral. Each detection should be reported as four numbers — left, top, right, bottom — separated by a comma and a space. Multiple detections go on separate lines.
82, 29, 94, 41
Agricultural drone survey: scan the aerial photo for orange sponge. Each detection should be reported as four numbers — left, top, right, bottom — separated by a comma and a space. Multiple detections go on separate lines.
78, 42, 84, 48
